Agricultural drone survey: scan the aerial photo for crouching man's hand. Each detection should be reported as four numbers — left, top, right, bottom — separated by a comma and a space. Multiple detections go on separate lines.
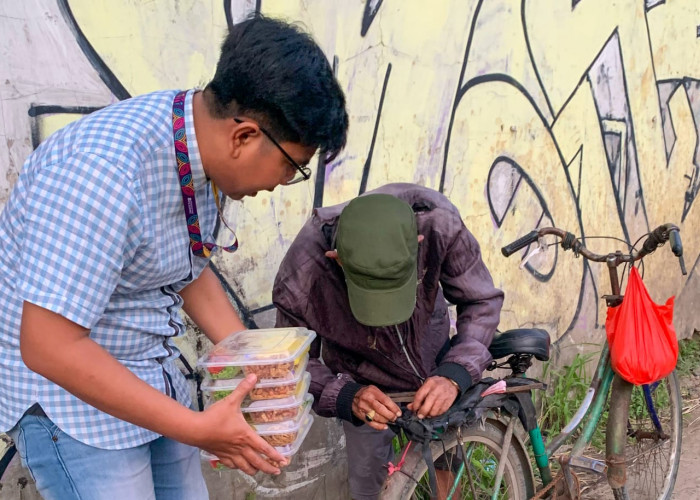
352, 385, 402, 431
407, 376, 459, 419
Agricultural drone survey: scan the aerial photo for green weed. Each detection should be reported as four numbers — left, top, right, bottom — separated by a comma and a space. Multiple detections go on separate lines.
537, 353, 595, 436
677, 332, 700, 378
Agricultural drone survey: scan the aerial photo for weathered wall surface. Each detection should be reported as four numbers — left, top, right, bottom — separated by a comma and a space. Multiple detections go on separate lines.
1, 0, 699, 498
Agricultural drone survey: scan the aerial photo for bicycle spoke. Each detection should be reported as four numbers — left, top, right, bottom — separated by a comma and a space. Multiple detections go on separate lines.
464, 452, 480, 499
621, 375, 680, 499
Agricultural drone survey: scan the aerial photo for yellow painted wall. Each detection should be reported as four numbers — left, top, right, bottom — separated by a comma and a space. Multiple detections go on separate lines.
2, 0, 699, 351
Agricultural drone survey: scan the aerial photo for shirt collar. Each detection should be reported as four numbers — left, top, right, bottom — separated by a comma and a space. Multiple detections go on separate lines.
184, 89, 208, 191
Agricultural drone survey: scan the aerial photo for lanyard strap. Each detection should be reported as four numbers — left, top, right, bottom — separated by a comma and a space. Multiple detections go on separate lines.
172, 91, 237, 257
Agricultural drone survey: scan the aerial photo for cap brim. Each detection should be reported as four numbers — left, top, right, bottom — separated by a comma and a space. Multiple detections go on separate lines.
345, 267, 417, 327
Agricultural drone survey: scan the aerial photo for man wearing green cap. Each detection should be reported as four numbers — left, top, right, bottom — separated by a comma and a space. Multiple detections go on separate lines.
273, 183, 503, 500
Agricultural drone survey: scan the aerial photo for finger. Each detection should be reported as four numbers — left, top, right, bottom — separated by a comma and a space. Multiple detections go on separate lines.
248, 432, 288, 465
411, 380, 433, 413
241, 447, 282, 475
225, 374, 257, 407
369, 400, 401, 423
428, 398, 450, 418
371, 389, 402, 417
219, 457, 239, 470
417, 390, 439, 419
367, 420, 390, 431
231, 454, 258, 476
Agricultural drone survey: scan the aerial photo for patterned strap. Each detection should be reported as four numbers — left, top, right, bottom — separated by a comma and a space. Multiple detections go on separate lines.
172, 91, 237, 257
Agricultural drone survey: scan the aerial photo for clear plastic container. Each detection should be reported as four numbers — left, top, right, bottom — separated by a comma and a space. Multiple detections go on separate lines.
198, 327, 316, 380
201, 413, 314, 469
203, 370, 312, 424
254, 396, 313, 446
201, 364, 310, 403
242, 379, 312, 424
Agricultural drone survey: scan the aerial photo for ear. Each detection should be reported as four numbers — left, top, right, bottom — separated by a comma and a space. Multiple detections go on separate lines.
229, 120, 261, 159
417, 235, 425, 243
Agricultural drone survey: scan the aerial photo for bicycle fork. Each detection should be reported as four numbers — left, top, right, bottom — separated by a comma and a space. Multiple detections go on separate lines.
606, 374, 633, 499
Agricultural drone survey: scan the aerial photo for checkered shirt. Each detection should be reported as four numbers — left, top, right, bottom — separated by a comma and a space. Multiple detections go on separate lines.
0, 89, 216, 449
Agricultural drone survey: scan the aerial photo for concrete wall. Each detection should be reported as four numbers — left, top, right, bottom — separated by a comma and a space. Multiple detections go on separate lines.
2, 0, 700, 498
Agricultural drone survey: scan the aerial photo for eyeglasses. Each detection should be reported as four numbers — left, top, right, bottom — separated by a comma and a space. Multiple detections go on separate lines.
233, 118, 311, 185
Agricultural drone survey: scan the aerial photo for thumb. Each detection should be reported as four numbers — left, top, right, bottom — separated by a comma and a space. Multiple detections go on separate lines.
225, 373, 257, 407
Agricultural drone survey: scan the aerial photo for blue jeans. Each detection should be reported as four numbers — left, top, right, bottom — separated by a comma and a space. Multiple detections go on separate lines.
7, 413, 208, 500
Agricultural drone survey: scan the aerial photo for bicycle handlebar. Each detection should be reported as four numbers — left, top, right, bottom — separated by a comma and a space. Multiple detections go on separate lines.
502, 223, 686, 274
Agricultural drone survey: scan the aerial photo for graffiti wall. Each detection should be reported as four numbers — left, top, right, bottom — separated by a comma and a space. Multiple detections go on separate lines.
2, 0, 699, 497
4, 0, 697, 348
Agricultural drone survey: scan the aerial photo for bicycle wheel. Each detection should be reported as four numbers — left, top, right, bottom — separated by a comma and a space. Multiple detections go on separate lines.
616, 371, 682, 500
380, 418, 535, 499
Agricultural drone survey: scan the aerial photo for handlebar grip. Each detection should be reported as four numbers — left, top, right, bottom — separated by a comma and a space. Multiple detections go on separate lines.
501, 230, 539, 257
669, 229, 687, 275
669, 230, 683, 257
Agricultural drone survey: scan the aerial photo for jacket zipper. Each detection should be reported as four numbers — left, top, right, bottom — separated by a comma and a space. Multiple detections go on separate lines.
394, 325, 425, 383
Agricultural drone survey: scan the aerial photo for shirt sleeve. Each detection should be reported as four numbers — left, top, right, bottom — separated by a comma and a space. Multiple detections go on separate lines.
437, 213, 504, 384
15, 153, 142, 329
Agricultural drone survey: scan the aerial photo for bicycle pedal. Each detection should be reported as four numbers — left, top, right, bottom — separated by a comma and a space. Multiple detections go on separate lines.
568, 455, 607, 474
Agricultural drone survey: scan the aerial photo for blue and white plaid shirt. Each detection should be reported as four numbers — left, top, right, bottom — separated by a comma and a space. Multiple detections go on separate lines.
0, 89, 216, 449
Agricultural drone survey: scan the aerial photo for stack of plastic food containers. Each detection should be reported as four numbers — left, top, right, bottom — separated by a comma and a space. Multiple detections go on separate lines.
197, 327, 316, 470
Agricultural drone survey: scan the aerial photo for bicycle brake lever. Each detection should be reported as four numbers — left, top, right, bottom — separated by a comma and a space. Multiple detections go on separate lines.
519, 237, 547, 270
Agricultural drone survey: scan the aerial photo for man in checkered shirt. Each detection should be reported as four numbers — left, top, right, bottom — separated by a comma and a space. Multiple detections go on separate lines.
0, 15, 347, 499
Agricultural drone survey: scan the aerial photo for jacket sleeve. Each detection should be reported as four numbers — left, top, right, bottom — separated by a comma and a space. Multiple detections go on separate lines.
274, 290, 365, 425
434, 215, 504, 389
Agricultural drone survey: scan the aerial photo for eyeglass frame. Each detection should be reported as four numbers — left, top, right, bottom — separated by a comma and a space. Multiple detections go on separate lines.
233, 117, 311, 185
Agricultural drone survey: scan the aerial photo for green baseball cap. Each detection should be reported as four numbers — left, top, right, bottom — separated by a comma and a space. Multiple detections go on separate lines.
336, 194, 418, 327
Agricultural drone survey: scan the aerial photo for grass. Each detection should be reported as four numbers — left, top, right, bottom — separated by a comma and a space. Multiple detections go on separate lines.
677, 331, 700, 378
536, 353, 596, 438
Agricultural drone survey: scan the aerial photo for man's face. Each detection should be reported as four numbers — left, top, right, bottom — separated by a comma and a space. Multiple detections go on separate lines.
210, 119, 317, 200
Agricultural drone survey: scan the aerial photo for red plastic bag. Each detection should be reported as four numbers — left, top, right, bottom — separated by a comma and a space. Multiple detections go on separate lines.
605, 267, 678, 385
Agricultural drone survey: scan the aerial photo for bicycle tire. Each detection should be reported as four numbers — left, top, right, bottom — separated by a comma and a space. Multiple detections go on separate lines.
612, 371, 682, 500
380, 418, 535, 499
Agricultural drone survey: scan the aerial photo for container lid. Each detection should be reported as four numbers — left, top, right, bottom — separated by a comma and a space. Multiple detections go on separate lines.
198, 327, 316, 368
200, 412, 314, 464
252, 394, 313, 435
201, 357, 310, 395
241, 373, 312, 412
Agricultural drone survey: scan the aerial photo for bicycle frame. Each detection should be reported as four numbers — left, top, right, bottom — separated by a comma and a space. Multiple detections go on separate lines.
523, 252, 627, 491
489, 227, 680, 498
526, 342, 616, 487
449, 223, 685, 500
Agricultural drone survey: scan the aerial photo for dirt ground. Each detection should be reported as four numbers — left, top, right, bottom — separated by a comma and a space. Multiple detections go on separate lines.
671, 375, 700, 499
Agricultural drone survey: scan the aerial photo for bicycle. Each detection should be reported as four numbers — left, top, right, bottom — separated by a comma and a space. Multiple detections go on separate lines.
381, 223, 686, 500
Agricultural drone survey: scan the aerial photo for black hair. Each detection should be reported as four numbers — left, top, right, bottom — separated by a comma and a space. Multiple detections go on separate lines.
204, 15, 348, 161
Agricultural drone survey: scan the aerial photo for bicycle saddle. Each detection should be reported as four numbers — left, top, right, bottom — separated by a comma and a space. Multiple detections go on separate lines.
489, 328, 550, 361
